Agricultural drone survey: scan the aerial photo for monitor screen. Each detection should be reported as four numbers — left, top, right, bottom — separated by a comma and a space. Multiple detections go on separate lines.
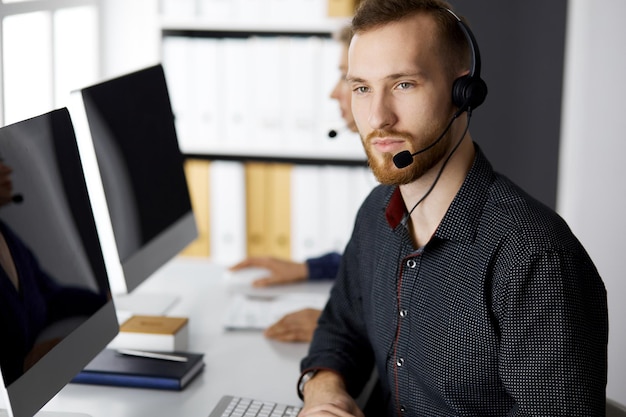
0, 108, 118, 417
69, 64, 198, 297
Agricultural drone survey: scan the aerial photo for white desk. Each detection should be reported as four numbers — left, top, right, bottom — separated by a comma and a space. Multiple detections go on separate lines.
42, 257, 332, 417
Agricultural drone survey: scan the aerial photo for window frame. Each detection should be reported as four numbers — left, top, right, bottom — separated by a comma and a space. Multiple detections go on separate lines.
0, 0, 101, 126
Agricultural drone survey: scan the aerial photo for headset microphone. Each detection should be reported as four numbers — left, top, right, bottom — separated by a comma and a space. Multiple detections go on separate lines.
392, 151, 414, 169
392, 109, 461, 169
328, 126, 350, 138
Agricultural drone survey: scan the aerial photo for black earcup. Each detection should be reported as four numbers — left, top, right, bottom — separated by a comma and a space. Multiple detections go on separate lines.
452, 75, 488, 112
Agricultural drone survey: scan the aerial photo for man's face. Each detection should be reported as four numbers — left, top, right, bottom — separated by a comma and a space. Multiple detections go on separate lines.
348, 13, 457, 185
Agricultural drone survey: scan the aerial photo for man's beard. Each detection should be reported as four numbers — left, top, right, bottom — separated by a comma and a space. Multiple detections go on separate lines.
362, 120, 451, 186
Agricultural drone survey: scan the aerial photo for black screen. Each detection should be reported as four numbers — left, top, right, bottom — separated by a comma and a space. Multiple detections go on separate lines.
80, 65, 192, 262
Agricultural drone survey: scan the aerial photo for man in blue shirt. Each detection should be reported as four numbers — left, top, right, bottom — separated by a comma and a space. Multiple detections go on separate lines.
297, 1, 608, 416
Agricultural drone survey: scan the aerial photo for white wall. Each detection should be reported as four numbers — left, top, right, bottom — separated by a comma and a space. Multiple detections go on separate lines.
558, 0, 626, 405
99, 0, 160, 79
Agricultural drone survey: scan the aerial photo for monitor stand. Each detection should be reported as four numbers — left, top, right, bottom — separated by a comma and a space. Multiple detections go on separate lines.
112, 292, 179, 316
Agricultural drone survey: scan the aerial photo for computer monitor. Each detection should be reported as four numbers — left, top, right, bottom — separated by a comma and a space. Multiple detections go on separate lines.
0, 108, 119, 417
68, 64, 198, 313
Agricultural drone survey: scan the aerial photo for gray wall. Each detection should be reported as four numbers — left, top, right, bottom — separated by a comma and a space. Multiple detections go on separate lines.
450, 1, 567, 209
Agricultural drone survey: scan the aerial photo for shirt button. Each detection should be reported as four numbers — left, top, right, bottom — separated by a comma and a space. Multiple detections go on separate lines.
396, 357, 404, 367
399, 309, 408, 318
406, 259, 417, 268
400, 405, 406, 413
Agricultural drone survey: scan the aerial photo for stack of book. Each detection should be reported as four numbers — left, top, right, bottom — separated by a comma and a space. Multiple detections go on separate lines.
72, 315, 202, 390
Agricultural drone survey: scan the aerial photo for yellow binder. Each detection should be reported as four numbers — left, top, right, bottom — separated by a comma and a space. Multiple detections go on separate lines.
181, 159, 210, 257
327, 0, 359, 17
245, 162, 292, 259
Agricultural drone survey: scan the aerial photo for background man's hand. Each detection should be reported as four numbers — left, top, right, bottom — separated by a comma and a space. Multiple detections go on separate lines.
229, 256, 308, 287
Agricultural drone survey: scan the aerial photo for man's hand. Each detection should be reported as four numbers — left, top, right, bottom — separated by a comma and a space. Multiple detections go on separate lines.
264, 308, 321, 342
299, 371, 364, 417
229, 256, 308, 287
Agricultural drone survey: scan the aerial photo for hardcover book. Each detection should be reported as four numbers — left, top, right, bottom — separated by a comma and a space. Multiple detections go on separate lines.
71, 348, 204, 390
108, 315, 189, 352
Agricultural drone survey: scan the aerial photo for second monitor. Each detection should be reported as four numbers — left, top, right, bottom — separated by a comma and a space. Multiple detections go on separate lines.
69, 64, 198, 313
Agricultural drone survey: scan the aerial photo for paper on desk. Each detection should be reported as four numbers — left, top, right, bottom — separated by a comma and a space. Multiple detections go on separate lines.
223, 293, 328, 330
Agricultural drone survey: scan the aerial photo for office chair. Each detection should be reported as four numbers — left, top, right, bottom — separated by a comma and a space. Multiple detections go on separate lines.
607, 398, 626, 417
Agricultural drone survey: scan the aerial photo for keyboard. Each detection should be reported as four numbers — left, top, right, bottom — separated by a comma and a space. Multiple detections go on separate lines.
209, 395, 302, 417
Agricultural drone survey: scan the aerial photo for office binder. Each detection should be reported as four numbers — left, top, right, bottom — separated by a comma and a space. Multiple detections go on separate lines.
290, 165, 324, 260
245, 162, 271, 257
190, 38, 223, 153
267, 163, 292, 259
245, 163, 292, 259
327, 0, 357, 17
181, 159, 211, 257
209, 160, 247, 264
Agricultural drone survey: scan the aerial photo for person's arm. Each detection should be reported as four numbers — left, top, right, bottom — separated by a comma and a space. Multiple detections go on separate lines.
298, 229, 375, 409
298, 370, 363, 417
229, 252, 342, 287
229, 253, 341, 342
297, 187, 391, 412
229, 256, 308, 287
495, 248, 607, 415
264, 308, 321, 343
305, 252, 342, 281
260, 252, 342, 342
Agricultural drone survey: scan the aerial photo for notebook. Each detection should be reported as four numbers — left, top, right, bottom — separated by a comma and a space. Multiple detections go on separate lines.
71, 348, 204, 390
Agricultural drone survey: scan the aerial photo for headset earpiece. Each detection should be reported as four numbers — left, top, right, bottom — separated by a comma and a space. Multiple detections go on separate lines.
446, 8, 488, 113
452, 75, 488, 112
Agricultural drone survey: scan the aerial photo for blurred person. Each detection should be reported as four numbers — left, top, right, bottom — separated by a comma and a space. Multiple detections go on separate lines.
229, 26, 356, 343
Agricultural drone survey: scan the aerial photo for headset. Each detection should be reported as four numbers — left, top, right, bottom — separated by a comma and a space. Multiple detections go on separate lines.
445, 8, 488, 113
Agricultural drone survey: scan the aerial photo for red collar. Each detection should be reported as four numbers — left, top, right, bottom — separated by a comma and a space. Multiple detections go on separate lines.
385, 187, 405, 228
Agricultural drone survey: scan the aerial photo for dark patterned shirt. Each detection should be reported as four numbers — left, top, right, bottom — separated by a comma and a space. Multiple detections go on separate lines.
301, 145, 608, 416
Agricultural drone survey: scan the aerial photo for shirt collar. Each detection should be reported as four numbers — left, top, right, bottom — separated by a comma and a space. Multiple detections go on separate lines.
384, 144, 495, 243
385, 186, 405, 229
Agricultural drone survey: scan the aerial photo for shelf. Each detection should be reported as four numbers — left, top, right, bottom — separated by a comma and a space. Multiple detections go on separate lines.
160, 17, 350, 37
161, 13, 359, 167
183, 152, 367, 167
